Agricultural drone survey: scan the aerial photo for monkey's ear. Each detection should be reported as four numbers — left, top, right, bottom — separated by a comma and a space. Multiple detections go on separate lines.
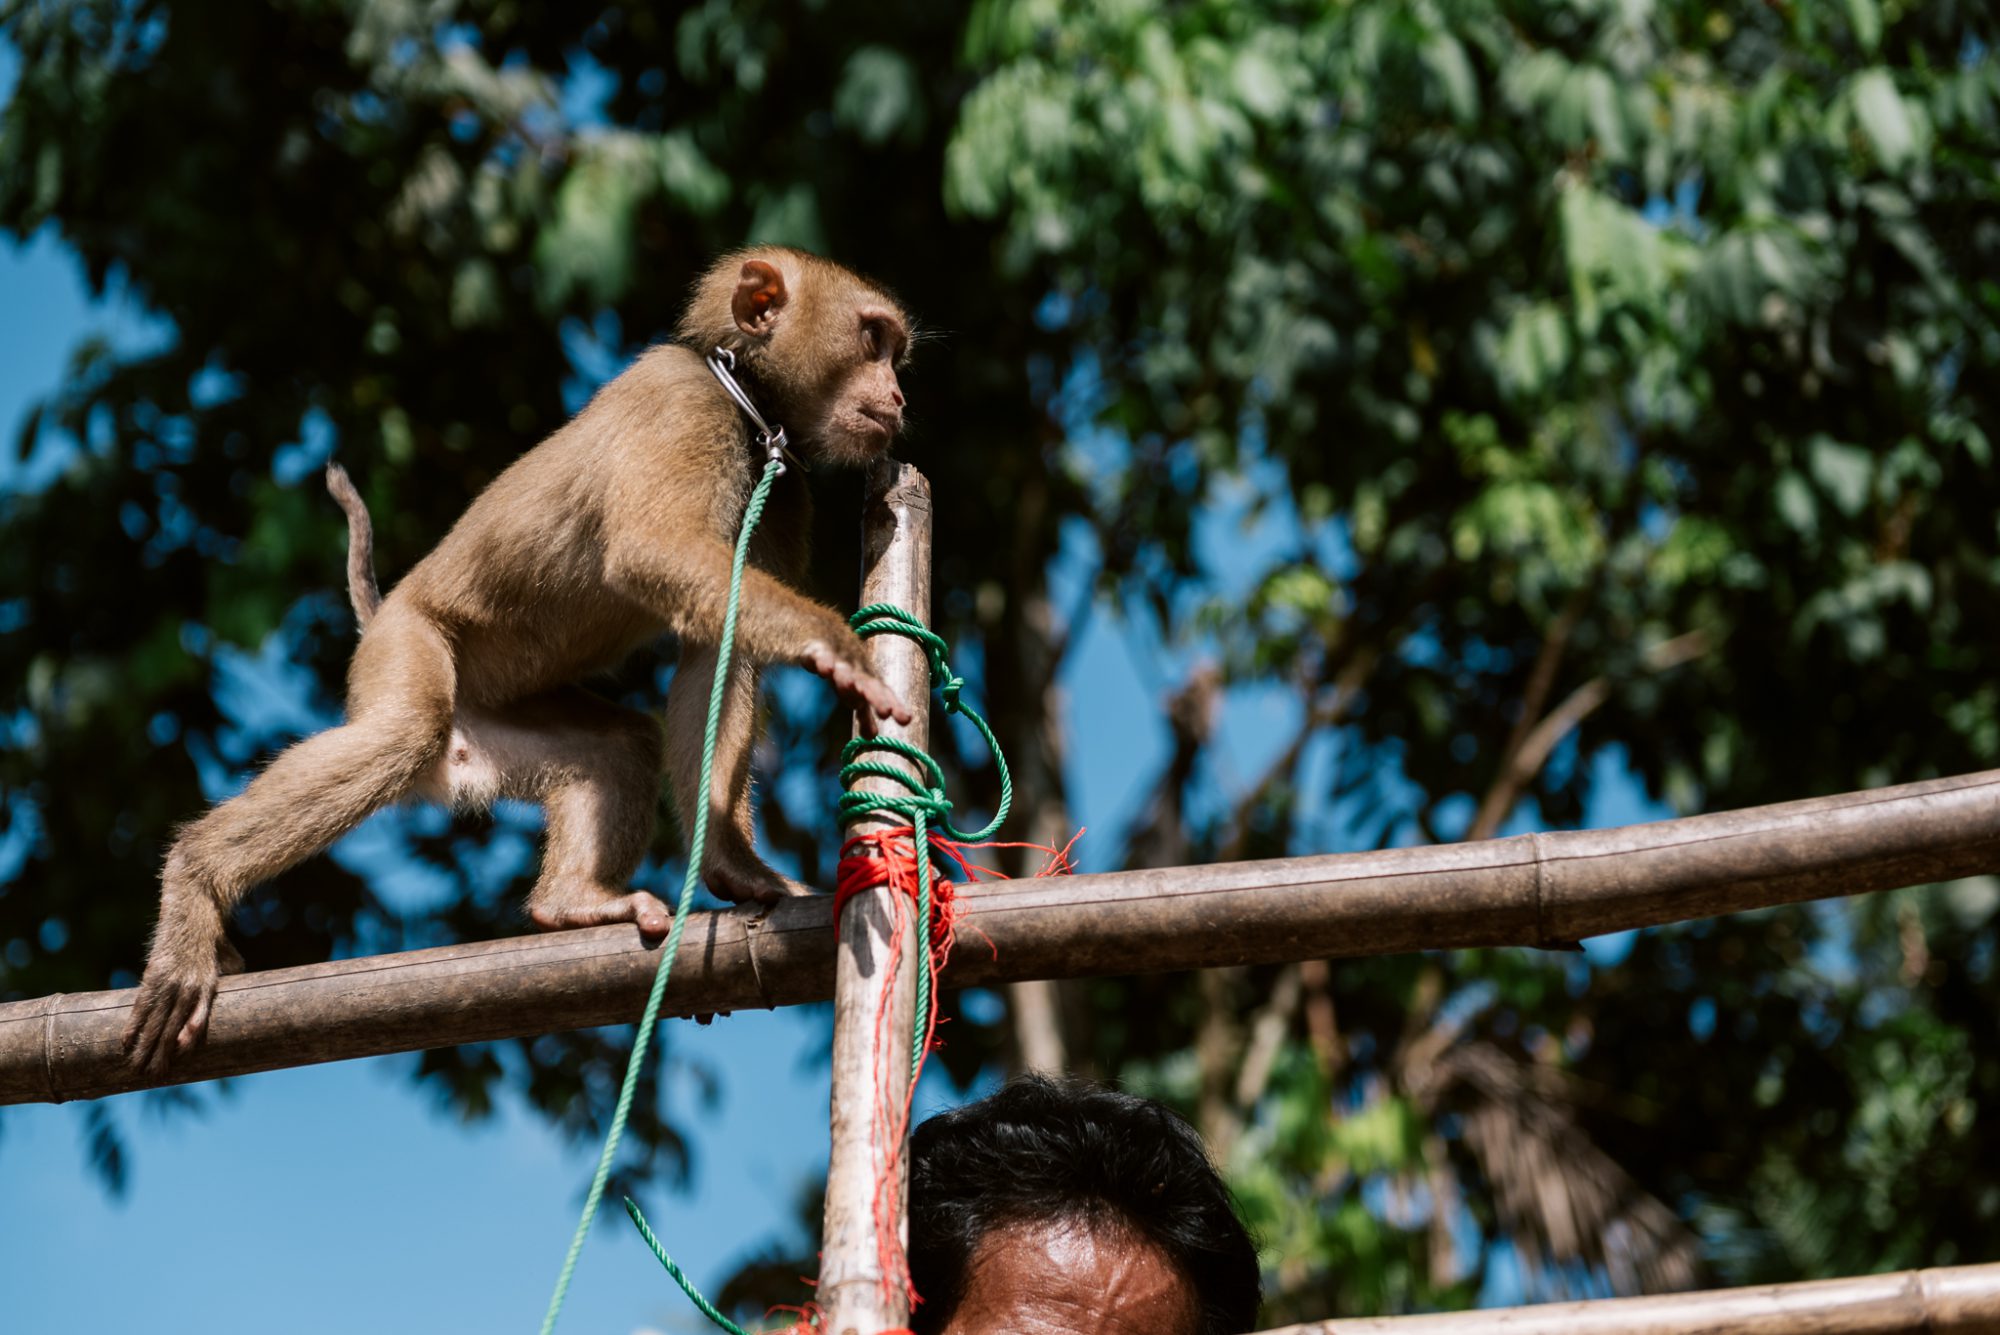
732, 260, 788, 335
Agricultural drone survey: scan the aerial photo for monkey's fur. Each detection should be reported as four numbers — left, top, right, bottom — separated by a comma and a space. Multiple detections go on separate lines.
125, 248, 916, 1075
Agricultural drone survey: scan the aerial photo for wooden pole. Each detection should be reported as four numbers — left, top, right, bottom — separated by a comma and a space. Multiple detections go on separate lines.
1260, 1260, 2000, 1334
818, 459, 932, 1335
6, 766, 2000, 1105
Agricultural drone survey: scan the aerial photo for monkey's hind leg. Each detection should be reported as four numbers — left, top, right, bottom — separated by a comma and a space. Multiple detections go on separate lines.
664, 646, 812, 905
125, 607, 456, 1075
442, 689, 674, 937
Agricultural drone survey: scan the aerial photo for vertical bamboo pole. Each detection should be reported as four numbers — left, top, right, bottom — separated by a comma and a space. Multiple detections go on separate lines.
820, 460, 932, 1335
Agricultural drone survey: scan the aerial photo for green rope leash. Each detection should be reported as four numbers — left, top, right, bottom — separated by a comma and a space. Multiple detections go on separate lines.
538, 452, 785, 1335
623, 1198, 755, 1335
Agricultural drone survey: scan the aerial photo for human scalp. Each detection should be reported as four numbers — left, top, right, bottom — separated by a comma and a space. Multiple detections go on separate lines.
907, 1075, 1262, 1335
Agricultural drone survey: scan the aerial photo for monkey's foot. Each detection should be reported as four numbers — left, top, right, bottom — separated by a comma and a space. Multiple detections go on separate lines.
528, 886, 673, 937
706, 856, 812, 906
123, 937, 234, 1077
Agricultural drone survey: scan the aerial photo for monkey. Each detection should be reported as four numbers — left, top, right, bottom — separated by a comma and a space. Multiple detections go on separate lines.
123, 247, 917, 1075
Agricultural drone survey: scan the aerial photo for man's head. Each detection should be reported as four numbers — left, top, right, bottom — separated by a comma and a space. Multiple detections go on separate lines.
908, 1077, 1262, 1335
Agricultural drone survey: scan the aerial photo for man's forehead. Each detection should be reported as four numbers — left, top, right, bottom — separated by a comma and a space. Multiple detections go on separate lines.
945, 1217, 1200, 1335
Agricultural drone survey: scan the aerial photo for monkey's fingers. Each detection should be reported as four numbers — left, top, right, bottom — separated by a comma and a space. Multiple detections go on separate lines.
855, 676, 913, 727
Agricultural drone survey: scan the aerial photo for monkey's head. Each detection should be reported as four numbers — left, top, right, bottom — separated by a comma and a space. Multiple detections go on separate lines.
679, 247, 912, 467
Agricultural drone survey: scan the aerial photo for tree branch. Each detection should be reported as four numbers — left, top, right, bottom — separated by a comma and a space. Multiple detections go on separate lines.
1218, 644, 1382, 863
1496, 588, 1590, 785
1231, 962, 1305, 1115
1467, 629, 1711, 842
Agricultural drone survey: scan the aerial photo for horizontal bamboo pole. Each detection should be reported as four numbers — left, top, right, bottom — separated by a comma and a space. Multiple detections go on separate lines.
1266, 1260, 2000, 1334
6, 766, 2000, 1106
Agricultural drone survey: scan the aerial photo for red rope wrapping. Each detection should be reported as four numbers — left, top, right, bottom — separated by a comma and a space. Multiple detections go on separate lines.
829, 826, 1084, 1327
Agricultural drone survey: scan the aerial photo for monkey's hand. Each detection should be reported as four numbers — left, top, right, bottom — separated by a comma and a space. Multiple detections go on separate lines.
803, 639, 913, 733
122, 906, 240, 1076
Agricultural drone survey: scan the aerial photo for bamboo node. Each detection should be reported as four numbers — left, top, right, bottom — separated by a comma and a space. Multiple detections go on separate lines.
40, 990, 63, 1105
1528, 830, 1554, 948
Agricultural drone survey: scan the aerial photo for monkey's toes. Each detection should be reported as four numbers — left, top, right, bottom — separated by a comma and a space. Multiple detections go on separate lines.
123, 971, 218, 1076
623, 893, 673, 936
529, 890, 673, 938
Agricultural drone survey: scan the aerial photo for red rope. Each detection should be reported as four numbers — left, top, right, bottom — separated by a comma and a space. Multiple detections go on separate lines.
834, 828, 960, 967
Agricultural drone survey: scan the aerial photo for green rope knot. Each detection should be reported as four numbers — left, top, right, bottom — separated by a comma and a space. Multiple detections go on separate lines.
842, 604, 1011, 844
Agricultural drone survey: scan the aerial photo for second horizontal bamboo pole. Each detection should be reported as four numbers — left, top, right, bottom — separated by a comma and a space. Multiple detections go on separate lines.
1264, 1259, 2000, 1334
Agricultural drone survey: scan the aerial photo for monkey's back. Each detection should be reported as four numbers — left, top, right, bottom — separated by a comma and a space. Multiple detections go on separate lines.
380, 344, 744, 709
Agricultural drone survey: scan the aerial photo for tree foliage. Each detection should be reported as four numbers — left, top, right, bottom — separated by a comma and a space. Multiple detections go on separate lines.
3, 0, 1997, 1319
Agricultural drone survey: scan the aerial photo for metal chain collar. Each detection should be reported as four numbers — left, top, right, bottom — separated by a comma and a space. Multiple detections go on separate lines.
705, 346, 803, 474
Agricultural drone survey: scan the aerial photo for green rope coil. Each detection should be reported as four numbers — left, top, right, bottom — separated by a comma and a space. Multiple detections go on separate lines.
538, 453, 785, 1335
841, 603, 1011, 844
836, 602, 1010, 1082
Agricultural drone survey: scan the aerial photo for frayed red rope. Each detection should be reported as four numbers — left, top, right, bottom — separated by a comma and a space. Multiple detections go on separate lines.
830, 827, 1084, 1321
834, 828, 960, 968
758, 1300, 823, 1335
834, 825, 1085, 947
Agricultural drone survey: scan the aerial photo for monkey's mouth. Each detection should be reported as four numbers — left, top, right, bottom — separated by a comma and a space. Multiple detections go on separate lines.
858, 406, 902, 440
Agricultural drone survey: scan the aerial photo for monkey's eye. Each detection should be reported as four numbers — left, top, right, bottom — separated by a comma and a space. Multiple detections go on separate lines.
860, 322, 882, 360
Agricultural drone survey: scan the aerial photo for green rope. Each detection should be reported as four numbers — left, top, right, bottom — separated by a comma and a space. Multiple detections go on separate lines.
842, 605, 1011, 844
623, 1198, 755, 1335
836, 603, 1011, 1079
538, 453, 785, 1335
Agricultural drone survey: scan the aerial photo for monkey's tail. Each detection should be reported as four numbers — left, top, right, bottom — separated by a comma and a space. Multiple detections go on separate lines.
324, 462, 383, 628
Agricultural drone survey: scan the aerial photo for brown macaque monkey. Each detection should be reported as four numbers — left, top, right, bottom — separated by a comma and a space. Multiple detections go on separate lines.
124, 247, 917, 1075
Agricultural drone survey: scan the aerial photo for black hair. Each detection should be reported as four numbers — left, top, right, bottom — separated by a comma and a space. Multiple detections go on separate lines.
907, 1076, 1262, 1335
